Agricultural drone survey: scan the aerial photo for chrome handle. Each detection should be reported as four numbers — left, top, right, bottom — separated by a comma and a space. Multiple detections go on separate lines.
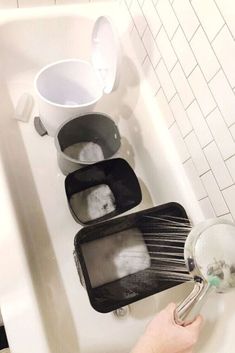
174, 279, 214, 326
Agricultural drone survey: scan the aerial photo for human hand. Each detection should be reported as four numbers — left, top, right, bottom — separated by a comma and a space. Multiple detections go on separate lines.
131, 303, 203, 353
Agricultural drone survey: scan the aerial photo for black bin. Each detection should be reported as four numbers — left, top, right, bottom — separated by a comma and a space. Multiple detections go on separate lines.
74, 202, 191, 313
55, 113, 121, 175
65, 158, 142, 225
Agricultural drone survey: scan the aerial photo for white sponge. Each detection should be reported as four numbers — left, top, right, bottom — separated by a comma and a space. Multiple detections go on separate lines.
15, 93, 34, 122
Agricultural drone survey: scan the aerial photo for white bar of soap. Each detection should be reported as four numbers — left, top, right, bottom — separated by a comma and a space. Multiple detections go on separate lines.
15, 93, 34, 122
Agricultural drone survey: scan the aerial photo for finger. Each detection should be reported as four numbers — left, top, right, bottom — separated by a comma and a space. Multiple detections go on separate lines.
188, 315, 204, 330
185, 315, 204, 343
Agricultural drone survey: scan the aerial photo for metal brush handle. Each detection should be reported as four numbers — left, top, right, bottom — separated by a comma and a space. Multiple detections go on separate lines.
174, 279, 213, 326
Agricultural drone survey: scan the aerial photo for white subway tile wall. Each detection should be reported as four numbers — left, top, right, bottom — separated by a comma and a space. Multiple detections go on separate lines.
191, 0, 224, 41
130, 0, 147, 36
172, 0, 199, 41
188, 66, 216, 116
184, 131, 210, 176
190, 26, 220, 82
201, 171, 229, 216
156, 27, 177, 71
123, 0, 235, 221
156, 59, 176, 101
169, 94, 192, 137
172, 27, 197, 77
199, 197, 216, 218
170, 63, 194, 108
142, 26, 161, 67
186, 101, 213, 147
1, 0, 235, 222
212, 26, 235, 88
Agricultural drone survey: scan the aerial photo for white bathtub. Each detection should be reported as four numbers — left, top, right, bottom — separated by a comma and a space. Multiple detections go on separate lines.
0, 2, 234, 353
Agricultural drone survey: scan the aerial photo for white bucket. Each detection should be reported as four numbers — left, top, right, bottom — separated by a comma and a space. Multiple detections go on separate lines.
34, 59, 103, 136
34, 16, 120, 136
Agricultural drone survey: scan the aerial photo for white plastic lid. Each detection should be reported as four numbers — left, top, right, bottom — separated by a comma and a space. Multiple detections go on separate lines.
92, 16, 121, 94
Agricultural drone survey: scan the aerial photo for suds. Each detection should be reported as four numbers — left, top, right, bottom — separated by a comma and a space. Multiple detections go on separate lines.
70, 184, 116, 223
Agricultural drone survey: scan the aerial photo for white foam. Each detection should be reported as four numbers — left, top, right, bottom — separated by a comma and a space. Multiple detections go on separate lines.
64, 142, 104, 162
81, 228, 151, 288
70, 184, 116, 223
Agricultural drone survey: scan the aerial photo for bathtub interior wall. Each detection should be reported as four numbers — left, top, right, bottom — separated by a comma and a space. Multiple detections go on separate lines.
0, 15, 93, 81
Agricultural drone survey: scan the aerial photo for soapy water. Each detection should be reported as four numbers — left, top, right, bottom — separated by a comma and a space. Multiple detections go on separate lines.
64, 141, 104, 162
70, 184, 116, 223
82, 228, 151, 288
81, 215, 192, 288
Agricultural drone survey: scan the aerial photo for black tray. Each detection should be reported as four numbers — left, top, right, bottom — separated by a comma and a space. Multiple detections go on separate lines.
74, 202, 191, 313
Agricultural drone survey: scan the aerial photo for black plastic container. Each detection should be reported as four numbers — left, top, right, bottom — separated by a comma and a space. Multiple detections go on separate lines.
74, 202, 191, 313
65, 158, 142, 225
55, 113, 121, 175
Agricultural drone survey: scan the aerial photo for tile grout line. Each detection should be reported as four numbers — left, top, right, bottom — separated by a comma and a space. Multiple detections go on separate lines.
168, 94, 194, 139
182, 60, 235, 209
154, 12, 198, 109
199, 170, 224, 217
138, 0, 163, 41
206, 68, 221, 85
170, 23, 180, 41
199, 196, 219, 219
128, 1, 148, 39
201, 104, 235, 185
170, 0, 234, 103
193, 20, 235, 93
141, 41, 162, 92
223, 152, 235, 163
183, 156, 191, 165
204, 110, 235, 166
190, 0, 225, 43
200, 165, 231, 215
185, 130, 211, 177
185, 157, 209, 198
221, 183, 235, 193
128, 0, 235, 218
185, 62, 233, 149
142, 24, 162, 69
188, 23, 200, 43
186, 2, 235, 93
202, 139, 234, 189
213, 0, 235, 42
210, 22, 226, 43
157, 4, 198, 81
